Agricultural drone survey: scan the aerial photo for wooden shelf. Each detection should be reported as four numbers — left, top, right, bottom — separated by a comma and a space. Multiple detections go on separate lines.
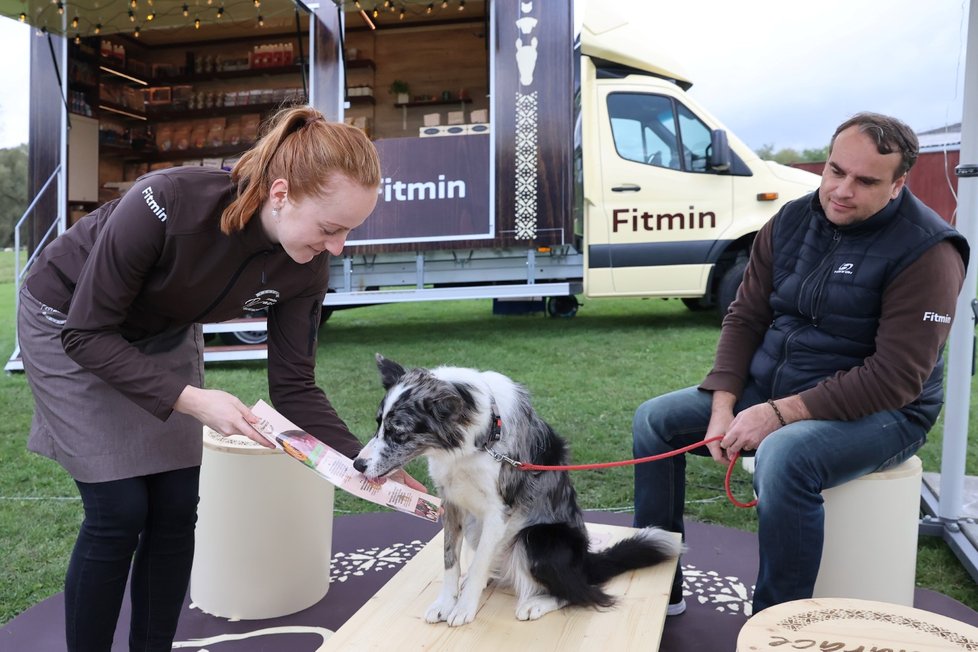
148, 102, 292, 122
347, 59, 375, 70
346, 96, 376, 106
135, 144, 253, 164
156, 64, 303, 84
395, 98, 472, 108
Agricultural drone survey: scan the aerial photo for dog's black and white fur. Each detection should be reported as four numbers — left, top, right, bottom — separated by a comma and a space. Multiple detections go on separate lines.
352, 355, 681, 626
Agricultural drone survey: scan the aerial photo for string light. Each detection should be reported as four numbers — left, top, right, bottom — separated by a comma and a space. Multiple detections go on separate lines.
129, 10, 135, 22
426, 3, 433, 14
94, 23, 102, 34
372, 6, 379, 18
147, 12, 155, 21
441, 0, 448, 8
71, 16, 79, 28
458, 0, 464, 10
134, 26, 140, 37
18, 12, 26, 22
182, 3, 189, 16
354, 0, 361, 8
130, 0, 137, 8
257, 14, 264, 26
253, 0, 260, 7
216, 6, 224, 18
399, 7, 405, 19
194, 16, 201, 28
56, 2, 64, 16
74, 34, 80, 44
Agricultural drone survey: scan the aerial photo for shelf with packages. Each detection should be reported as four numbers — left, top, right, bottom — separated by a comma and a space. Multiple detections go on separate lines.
394, 97, 473, 131
154, 63, 305, 85
147, 102, 295, 123
394, 97, 472, 109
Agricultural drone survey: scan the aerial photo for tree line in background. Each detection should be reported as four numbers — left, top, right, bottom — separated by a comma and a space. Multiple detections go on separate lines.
755, 144, 830, 166
0, 142, 822, 250
0, 145, 28, 249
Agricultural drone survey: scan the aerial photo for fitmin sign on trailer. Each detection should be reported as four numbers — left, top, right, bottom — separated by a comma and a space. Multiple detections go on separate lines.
348, 135, 492, 246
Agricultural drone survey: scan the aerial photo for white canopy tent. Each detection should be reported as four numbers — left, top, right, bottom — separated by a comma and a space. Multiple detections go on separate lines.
920, 0, 978, 580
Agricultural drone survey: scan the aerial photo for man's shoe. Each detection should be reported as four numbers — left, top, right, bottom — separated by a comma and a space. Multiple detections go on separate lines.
666, 598, 687, 616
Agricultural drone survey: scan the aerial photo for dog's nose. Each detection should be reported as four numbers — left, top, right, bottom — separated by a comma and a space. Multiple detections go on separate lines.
352, 458, 367, 473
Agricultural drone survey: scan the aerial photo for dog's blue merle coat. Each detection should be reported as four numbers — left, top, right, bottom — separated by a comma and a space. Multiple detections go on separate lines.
353, 355, 681, 624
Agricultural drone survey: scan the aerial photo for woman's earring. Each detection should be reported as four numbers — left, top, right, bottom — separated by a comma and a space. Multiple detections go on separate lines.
272, 207, 280, 221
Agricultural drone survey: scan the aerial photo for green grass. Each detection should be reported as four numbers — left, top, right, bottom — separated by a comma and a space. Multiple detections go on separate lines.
2, 249, 977, 625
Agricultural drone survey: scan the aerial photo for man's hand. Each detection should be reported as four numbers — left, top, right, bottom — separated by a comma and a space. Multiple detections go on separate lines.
173, 385, 273, 448
719, 395, 811, 460
705, 391, 737, 463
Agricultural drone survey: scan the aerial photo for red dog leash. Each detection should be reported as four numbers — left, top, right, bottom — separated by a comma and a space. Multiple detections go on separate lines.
487, 435, 757, 509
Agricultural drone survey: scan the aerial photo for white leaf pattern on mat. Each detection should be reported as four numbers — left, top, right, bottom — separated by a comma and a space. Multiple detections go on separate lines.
330, 541, 428, 583
681, 564, 754, 617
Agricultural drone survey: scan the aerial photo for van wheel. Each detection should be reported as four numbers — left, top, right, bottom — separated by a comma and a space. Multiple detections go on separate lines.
219, 309, 268, 346
547, 295, 579, 318
716, 259, 748, 318
681, 297, 712, 311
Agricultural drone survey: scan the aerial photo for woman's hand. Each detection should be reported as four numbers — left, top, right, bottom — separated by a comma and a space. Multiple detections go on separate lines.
387, 468, 429, 493
173, 385, 273, 448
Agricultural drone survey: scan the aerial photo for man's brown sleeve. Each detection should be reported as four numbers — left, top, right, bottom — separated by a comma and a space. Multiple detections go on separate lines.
800, 240, 966, 420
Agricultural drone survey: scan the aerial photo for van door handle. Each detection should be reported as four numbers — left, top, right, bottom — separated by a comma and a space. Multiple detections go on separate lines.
611, 184, 641, 192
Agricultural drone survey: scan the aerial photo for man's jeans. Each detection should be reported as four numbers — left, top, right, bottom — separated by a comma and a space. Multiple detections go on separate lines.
632, 384, 926, 613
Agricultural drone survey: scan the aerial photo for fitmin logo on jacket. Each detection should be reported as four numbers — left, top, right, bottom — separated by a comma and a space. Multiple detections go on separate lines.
141, 186, 168, 222
243, 289, 280, 312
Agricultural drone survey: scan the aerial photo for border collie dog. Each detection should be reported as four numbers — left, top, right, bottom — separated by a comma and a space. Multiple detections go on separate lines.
352, 355, 681, 626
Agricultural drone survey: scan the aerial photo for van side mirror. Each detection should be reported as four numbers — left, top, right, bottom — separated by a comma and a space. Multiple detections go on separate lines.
709, 129, 731, 172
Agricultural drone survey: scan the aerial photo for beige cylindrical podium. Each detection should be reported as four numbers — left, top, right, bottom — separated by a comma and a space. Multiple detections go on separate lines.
738, 597, 978, 652
191, 427, 335, 620
813, 455, 922, 606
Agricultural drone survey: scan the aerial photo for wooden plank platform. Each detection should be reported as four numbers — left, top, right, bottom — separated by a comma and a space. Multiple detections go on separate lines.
322, 522, 680, 651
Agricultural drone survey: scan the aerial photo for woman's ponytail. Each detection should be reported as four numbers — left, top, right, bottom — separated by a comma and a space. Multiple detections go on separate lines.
220, 106, 380, 234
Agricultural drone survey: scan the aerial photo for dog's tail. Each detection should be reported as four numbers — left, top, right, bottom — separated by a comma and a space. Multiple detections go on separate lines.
586, 527, 683, 586
520, 524, 682, 609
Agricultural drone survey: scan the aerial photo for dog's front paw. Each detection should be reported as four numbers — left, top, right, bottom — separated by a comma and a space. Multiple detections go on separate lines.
515, 595, 564, 621
424, 596, 457, 623
445, 596, 479, 627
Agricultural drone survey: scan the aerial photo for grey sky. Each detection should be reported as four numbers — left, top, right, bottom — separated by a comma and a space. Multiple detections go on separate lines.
0, 0, 970, 151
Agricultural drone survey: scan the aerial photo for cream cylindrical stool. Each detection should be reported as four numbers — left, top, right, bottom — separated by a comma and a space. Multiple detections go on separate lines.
737, 597, 978, 651
813, 455, 922, 607
191, 427, 335, 619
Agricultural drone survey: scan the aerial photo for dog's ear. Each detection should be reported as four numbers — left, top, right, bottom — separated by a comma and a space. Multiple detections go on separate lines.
376, 353, 406, 389
428, 389, 463, 423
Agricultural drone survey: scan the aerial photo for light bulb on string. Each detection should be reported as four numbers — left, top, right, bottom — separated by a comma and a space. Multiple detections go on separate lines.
182, 4, 188, 16
441, 0, 448, 9
74, 34, 80, 44
129, 10, 135, 22
426, 3, 432, 14
56, 2, 64, 16
71, 16, 79, 28
18, 12, 26, 22
216, 6, 224, 18
257, 14, 264, 26
194, 16, 201, 28
94, 23, 102, 34
134, 25, 140, 37
458, 0, 464, 10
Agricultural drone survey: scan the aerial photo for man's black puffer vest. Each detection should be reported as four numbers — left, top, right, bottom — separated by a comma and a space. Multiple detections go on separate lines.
748, 188, 968, 429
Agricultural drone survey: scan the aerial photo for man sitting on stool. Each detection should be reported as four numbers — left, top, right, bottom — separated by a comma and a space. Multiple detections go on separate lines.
632, 112, 969, 615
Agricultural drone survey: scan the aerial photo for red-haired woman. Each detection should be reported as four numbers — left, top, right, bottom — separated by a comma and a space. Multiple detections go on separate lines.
18, 106, 423, 651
